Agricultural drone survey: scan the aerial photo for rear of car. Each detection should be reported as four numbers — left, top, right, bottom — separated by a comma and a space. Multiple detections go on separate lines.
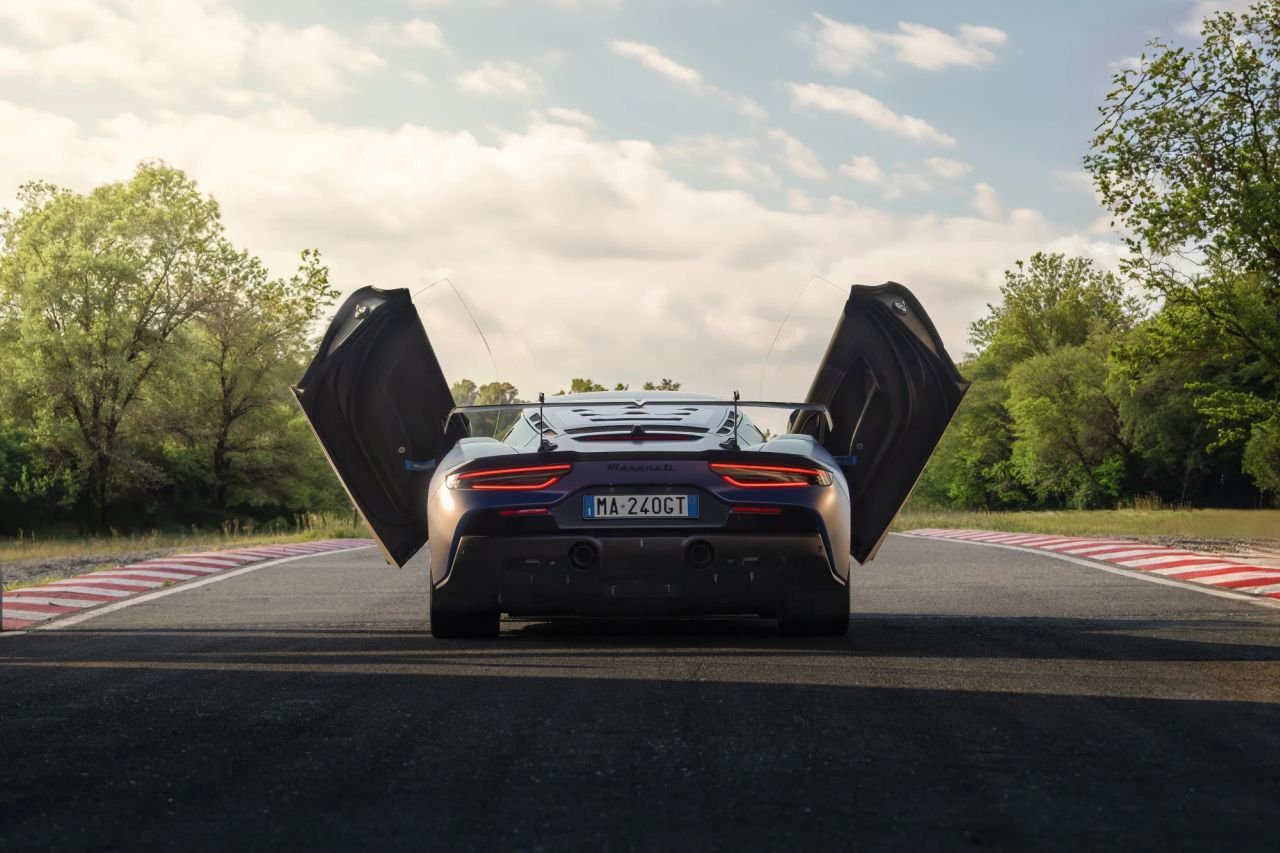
292, 283, 968, 639
424, 398, 853, 636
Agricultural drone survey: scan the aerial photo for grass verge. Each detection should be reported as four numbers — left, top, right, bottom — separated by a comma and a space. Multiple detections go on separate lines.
1, 514, 369, 591
894, 508, 1280, 542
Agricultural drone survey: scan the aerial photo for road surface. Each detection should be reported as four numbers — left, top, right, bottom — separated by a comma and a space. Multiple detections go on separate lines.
2, 535, 1277, 851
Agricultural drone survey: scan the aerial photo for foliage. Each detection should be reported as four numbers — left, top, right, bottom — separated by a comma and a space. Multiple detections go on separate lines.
0, 164, 235, 522
1085, 0, 1280, 498
450, 379, 522, 437
0, 162, 350, 533
970, 253, 1141, 371
1007, 338, 1131, 508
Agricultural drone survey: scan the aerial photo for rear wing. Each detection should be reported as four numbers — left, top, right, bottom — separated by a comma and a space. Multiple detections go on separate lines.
445, 399, 833, 433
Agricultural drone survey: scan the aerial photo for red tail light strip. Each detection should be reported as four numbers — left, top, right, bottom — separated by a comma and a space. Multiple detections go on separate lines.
575, 433, 699, 442
710, 462, 832, 488
448, 463, 572, 491
498, 507, 552, 517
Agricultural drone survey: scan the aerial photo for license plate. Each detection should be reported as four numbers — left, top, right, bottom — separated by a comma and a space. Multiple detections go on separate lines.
583, 494, 698, 519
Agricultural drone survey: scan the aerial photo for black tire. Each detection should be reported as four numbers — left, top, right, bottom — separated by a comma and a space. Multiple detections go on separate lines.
777, 586, 849, 636
430, 604, 500, 639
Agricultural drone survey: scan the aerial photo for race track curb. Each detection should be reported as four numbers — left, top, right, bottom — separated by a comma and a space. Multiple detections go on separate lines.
905, 528, 1280, 602
1, 538, 375, 631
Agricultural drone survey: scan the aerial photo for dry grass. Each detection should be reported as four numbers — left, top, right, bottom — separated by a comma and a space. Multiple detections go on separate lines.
0, 514, 369, 565
894, 508, 1280, 542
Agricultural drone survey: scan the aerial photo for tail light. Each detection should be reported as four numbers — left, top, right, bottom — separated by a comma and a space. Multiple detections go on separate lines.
574, 433, 699, 442
447, 463, 571, 490
710, 462, 832, 488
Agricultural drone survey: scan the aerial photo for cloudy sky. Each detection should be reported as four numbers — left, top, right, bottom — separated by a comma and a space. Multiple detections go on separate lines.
0, 0, 1243, 419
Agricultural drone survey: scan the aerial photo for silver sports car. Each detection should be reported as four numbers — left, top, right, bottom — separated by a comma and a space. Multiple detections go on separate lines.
294, 283, 967, 637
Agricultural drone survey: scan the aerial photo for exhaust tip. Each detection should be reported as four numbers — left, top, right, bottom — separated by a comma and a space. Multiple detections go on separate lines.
686, 540, 715, 569
569, 541, 599, 570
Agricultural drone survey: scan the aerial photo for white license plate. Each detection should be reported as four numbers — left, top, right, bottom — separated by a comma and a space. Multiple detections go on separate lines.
583, 494, 699, 519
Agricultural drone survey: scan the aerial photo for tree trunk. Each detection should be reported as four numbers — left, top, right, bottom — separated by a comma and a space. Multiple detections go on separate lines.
212, 431, 229, 510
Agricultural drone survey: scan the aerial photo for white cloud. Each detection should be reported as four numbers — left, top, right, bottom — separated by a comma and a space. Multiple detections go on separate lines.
609, 39, 766, 120
0, 1, 384, 101
609, 40, 700, 84
799, 14, 1007, 74
1051, 169, 1094, 193
254, 23, 385, 97
972, 182, 1003, 219
456, 60, 543, 95
785, 189, 813, 212
924, 157, 971, 179
665, 136, 779, 187
838, 154, 932, 200
406, 0, 621, 6
367, 18, 446, 50
839, 155, 884, 185
0, 100, 1110, 425
403, 70, 431, 87
545, 106, 596, 127
789, 83, 955, 146
1179, 0, 1253, 35
768, 130, 827, 180
1108, 54, 1146, 73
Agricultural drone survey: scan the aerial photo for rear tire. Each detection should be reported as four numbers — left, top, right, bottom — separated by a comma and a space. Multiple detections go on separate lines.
777, 585, 849, 636
430, 602, 500, 638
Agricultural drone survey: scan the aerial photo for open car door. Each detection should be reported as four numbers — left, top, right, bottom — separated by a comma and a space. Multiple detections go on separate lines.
791, 283, 968, 564
293, 287, 466, 567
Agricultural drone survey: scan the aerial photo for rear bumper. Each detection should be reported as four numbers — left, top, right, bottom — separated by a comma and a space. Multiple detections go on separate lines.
436, 533, 843, 618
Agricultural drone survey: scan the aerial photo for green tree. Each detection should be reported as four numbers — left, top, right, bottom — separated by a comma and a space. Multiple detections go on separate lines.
0, 163, 235, 525
450, 379, 522, 437
1007, 338, 1133, 508
969, 253, 1141, 371
1087, 1, 1280, 496
555, 378, 608, 395
155, 249, 338, 509
643, 379, 682, 391
916, 253, 1142, 509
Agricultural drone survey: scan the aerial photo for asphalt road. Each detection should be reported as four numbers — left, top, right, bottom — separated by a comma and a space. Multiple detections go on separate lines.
2, 535, 1278, 852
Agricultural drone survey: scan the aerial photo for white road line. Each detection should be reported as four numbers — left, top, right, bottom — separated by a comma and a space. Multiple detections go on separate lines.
1247, 583, 1280, 595
1040, 540, 1120, 551
49, 576, 162, 589
1149, 563, 1240, 575
31, 585, 132, 597
894, 533, 1280, 610
1119, 554, 1205, 567
132, 562, 225, 573
3, 608, 61, 621
89, 569, 201, 581
1170, 570, 1280, 585
3, 596, 106, 608
23, 545, 378, 632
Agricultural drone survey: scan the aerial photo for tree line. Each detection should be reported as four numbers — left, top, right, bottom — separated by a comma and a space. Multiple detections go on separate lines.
916, 2, 1280, 509
0, 163, 350, 534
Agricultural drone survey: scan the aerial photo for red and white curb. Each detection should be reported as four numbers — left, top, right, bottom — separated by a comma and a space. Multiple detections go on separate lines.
1, 539, 375, 631
905, 528, 1280, 602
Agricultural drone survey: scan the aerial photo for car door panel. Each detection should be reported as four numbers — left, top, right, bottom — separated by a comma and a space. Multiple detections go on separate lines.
293, 287, 465, 567
792, 283, 968, 563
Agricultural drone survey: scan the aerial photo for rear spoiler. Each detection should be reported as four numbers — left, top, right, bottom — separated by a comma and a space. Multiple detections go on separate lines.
445, 399, 833, 433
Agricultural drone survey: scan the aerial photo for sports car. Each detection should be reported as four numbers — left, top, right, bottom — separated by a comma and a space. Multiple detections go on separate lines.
293, 282, 967, 637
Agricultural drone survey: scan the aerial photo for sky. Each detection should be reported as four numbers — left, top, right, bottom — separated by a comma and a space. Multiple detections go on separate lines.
0, 0, 1249, 425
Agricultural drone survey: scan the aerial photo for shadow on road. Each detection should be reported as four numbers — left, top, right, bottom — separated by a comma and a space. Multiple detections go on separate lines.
8, 612, 1279, 663
2, 615, 1279, 851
